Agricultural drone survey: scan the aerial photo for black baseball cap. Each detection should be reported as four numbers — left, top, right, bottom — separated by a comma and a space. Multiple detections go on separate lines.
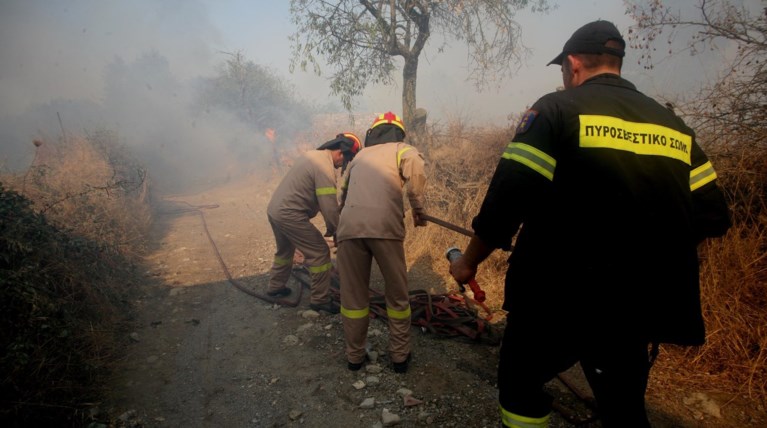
548, 20, 626, 66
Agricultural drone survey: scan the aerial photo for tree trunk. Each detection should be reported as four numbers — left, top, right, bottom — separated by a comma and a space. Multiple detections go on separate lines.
401, 55, 418, 132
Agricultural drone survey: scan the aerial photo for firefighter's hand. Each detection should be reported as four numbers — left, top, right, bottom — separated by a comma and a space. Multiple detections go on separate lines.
412, 209, 427, 227
449, 255, 476, 285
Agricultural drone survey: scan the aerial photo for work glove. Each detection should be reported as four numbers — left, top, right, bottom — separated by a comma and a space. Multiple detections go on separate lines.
412, 209, 427, 227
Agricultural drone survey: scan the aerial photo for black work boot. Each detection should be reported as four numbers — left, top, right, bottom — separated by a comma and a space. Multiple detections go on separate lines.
266, 287, 291, 297
392, 353, 412, 374
309, 301, 340, 314
347, 354, 370, 371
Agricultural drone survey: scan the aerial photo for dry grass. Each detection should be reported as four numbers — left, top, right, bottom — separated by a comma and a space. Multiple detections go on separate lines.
11, 131, 151, 260
663, 145, 767, 405
1, 131, 152, 425
403, 119, 767, 408
404, 121, 515, 309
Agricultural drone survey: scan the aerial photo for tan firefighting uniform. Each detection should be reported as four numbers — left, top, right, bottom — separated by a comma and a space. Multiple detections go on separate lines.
336, 142, 426, 364
266, 149, 339, 305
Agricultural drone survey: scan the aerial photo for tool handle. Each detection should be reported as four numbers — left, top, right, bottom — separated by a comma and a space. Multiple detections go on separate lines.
423, 214, 474, 238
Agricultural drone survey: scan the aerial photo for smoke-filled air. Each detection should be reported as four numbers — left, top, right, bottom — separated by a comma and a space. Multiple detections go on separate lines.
0, 1, 336, 194
1, 1, 766, 427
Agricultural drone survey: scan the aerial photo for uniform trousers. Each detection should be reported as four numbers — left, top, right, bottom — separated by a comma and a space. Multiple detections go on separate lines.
498, 318, 652, 428
267, 215, 332, 305
338, 238, 411, 364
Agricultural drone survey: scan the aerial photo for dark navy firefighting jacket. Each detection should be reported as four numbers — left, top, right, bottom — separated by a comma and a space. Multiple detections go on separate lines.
473, 74, 731, 345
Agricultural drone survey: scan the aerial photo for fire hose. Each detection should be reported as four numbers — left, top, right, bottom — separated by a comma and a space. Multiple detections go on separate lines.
291, 265, 502, 345
421, 214, 488, 307
422, 213, 598, 425
176, 202, 495, 340
163, 201, 304, 307
180, 202, 596, 424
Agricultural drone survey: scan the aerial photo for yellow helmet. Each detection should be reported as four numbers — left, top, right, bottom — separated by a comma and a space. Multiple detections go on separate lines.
370, 111, 405, 132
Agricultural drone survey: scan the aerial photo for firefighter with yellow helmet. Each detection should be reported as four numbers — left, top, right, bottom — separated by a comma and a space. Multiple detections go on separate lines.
266, 132, 361, 314
336, 112, 427, 373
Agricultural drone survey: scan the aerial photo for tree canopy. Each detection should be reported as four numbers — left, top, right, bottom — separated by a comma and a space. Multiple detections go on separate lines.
628, 0, 766, 146
629, 0, 767, 222
289, 0, 550, 128
197, 51, 313, 135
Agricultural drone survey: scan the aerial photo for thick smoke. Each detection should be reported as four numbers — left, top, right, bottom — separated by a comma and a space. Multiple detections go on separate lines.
0, 0, 314, 194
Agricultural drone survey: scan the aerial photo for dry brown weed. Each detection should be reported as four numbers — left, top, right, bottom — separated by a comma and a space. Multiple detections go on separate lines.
405, 119, 767, 408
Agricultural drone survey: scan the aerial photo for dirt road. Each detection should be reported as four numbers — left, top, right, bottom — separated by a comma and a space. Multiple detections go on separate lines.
102, 173, 758, 427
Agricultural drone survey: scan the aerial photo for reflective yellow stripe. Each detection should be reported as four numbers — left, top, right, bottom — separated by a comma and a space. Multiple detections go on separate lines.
397, 147, 413, 167
502, 142, 556, 181
341, 306, 369, 319
307, 262, 333, 273
387, 305, 411, 320
273, 256, 292, 266
500, 404, 550, 428
316, 186, 337, 196
690, 160, 717, 191
579, 114, 692, 165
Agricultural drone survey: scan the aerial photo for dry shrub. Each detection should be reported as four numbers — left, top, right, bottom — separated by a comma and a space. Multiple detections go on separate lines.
12, 131, 151, 260
658, 144, 767, 405
1, 131, 152, 425
404, 119, 515, 310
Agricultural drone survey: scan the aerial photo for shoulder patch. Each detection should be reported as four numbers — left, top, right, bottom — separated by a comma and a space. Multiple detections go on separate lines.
515, 109, 538, 135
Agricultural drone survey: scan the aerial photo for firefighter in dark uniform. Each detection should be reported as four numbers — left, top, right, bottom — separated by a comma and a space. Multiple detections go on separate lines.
449, 20, 731, 427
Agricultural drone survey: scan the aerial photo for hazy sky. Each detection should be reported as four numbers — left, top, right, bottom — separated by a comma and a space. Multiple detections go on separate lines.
201, 0, 728, 125
0, 0, 726, 124
0, 0, 745, 190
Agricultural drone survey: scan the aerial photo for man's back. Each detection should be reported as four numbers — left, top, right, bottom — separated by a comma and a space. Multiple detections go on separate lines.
504, 73, 730, 344
530, 74, 697, 257
267, 150, 338, 225
337, 142, 424, 242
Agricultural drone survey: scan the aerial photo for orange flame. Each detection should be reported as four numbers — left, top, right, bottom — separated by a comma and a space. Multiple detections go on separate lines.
265, 128, 276, 142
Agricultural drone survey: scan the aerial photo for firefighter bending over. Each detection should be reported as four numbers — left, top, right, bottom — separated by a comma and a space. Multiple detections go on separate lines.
266, 132, 361, 314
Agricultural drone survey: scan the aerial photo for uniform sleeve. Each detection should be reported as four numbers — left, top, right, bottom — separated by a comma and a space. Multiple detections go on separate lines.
398, 145, 426, 214
472, 98, 557, 250
689, 140, 731, 241
338, 162, 352, 210
314, 158, 341, 236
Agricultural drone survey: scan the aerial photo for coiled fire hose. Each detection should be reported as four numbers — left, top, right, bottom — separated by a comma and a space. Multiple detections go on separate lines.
178, 202, 596, 424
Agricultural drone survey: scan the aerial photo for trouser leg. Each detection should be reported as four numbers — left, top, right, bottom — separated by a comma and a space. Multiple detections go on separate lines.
338, 239, 372, 364
267, 217, 295, 292
294, 229, 333, 305
497, 329, 558, 426
270, 216, 332, 304
581, 341, 652, 428
369, 239, 410, 363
